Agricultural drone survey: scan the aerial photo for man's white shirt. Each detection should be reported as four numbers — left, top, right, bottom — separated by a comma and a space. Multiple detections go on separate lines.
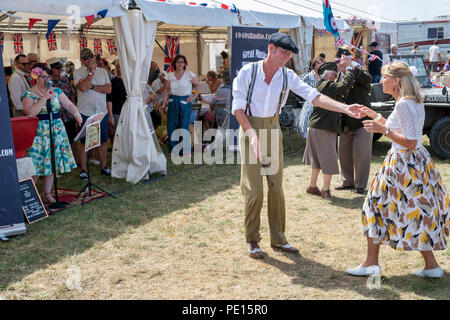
9, 69, 30, 111
232, 60, 320, 118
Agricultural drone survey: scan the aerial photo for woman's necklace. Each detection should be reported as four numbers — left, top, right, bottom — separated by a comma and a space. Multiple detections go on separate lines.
35, 86, 45, 97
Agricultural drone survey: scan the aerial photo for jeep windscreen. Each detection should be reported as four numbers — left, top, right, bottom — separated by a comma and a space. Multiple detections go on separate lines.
390, 55, 432, 88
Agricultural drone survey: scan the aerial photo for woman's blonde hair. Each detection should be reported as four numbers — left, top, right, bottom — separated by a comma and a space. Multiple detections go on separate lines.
381, 61, 424, 103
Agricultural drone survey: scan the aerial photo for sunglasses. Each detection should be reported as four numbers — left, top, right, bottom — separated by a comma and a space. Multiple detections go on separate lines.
82, 54, 93, 60
17, 62, 30, 66
29, 60, 37, 64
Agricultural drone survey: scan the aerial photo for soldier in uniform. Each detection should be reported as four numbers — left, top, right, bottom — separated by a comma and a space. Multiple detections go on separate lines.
335, 47, 373, 194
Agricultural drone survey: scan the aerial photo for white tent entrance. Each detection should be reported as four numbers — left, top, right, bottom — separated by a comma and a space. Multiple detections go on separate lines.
112, 9, 166, 183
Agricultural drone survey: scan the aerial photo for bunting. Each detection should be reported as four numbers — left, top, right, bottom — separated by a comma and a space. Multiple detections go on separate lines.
28, 18, 42, 31
93, 38, 102, 56
0, 32, 3, 53
79, 35, 88, 50
46, 20, 60, 39
85, 15, 95, 33
13, 33, 24, 55
107, 39, 117, 55
47, 32, 57, 51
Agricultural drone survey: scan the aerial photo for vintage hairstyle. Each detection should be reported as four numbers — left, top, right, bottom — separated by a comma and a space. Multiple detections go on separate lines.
311, 56, 324, 70
171, 54, 187, 71
381, 61, 424, 103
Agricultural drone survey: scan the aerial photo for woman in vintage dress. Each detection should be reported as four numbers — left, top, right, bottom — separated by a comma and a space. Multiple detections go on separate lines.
347, 61, 449, 278
22, 65, 82, 204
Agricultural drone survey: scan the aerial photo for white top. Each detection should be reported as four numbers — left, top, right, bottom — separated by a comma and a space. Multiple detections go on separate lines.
429, 45, 440, 62
385, 98, 425, 151
9, 70, 30, 111
74, 66, 111, 116
232, 60, 320, 117
166, 71, 196, 96
151, 78, 164, 105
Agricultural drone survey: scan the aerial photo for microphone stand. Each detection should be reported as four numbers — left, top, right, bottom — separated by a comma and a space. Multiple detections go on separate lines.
46, 86, 68, 209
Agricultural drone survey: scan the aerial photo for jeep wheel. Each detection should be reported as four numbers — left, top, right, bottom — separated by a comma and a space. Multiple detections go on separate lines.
429, 116, 450, 159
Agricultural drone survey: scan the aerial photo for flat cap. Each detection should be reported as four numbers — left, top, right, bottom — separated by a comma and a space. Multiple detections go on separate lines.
269, 32, 299, 54
318, 62, 337, 76
369, 41, 378, 47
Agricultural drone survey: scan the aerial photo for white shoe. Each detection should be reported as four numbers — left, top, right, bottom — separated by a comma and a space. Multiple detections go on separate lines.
347, 264, 381, 276
413, 267, 444, 278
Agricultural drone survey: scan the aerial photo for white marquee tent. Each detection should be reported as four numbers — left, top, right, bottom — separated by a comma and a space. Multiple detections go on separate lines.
0, 0, 397, 184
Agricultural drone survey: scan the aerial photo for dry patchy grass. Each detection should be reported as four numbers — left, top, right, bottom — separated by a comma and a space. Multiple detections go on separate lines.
0, 133, 449, 300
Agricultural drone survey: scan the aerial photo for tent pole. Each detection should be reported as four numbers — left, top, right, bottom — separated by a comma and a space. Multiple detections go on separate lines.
196, 32, 202, 76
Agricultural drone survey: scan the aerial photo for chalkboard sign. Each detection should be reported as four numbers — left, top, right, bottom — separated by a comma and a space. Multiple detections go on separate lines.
19, 178, 48, 224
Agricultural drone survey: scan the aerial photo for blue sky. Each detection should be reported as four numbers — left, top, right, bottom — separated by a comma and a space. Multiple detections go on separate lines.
243, 0, 450, 22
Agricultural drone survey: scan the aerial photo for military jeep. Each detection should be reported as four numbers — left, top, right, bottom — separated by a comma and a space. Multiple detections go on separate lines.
370, 55, 450, 159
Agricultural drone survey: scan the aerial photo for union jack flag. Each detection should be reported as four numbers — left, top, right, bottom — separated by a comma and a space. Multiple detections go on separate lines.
334, 37, 345, 47
369, 54, 379, 62
13, 33, 24, 55
94, 38, 102, 56
47, 32, 57, 51
351, 32, 363, 52
79, 36, 87, 50
107, 39, 117, 55
0, 32, 3, 53
431, 79, 444, 88
164, 35, 180, 72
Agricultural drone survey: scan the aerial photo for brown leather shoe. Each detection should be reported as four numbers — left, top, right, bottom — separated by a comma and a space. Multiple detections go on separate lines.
306, 186, 321, 196
321, 189, 332, 200
248, 241, 264, 259
271, 243, 299, 254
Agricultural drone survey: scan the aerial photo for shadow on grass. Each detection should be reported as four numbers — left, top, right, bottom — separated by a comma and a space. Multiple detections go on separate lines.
0, 157, 242, 291
260, 253, 449, 300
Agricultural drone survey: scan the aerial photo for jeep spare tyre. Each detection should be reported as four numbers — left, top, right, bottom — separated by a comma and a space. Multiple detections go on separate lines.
429, 116, 450, 159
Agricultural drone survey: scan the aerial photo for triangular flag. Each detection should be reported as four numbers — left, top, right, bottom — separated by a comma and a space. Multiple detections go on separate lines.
84, 15, 95, 33
8, 17, 19, 29
97, 9, 108, 18
28, 18, 42, 31
46, 20, 60, 39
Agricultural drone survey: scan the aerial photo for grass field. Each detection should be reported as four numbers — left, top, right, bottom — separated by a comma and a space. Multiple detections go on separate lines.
0, 130, 449, 300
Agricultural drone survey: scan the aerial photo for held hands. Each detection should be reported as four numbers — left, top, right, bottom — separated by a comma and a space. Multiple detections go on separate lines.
246, 128, 262, 161
345, 104, 365, 119
359, 106, 379, 119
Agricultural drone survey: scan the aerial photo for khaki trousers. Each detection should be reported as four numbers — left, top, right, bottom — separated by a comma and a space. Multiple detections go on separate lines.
338, 127, 373, 189
239, 115, 286, 245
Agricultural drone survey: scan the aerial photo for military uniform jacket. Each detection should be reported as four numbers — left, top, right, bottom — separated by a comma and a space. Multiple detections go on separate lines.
308, 68, 357, 134
340, 66, 372, 132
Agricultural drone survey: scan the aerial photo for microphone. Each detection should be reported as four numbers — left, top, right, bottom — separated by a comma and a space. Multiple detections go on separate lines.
46, 79, 53, 90
46, 79, 53, 113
